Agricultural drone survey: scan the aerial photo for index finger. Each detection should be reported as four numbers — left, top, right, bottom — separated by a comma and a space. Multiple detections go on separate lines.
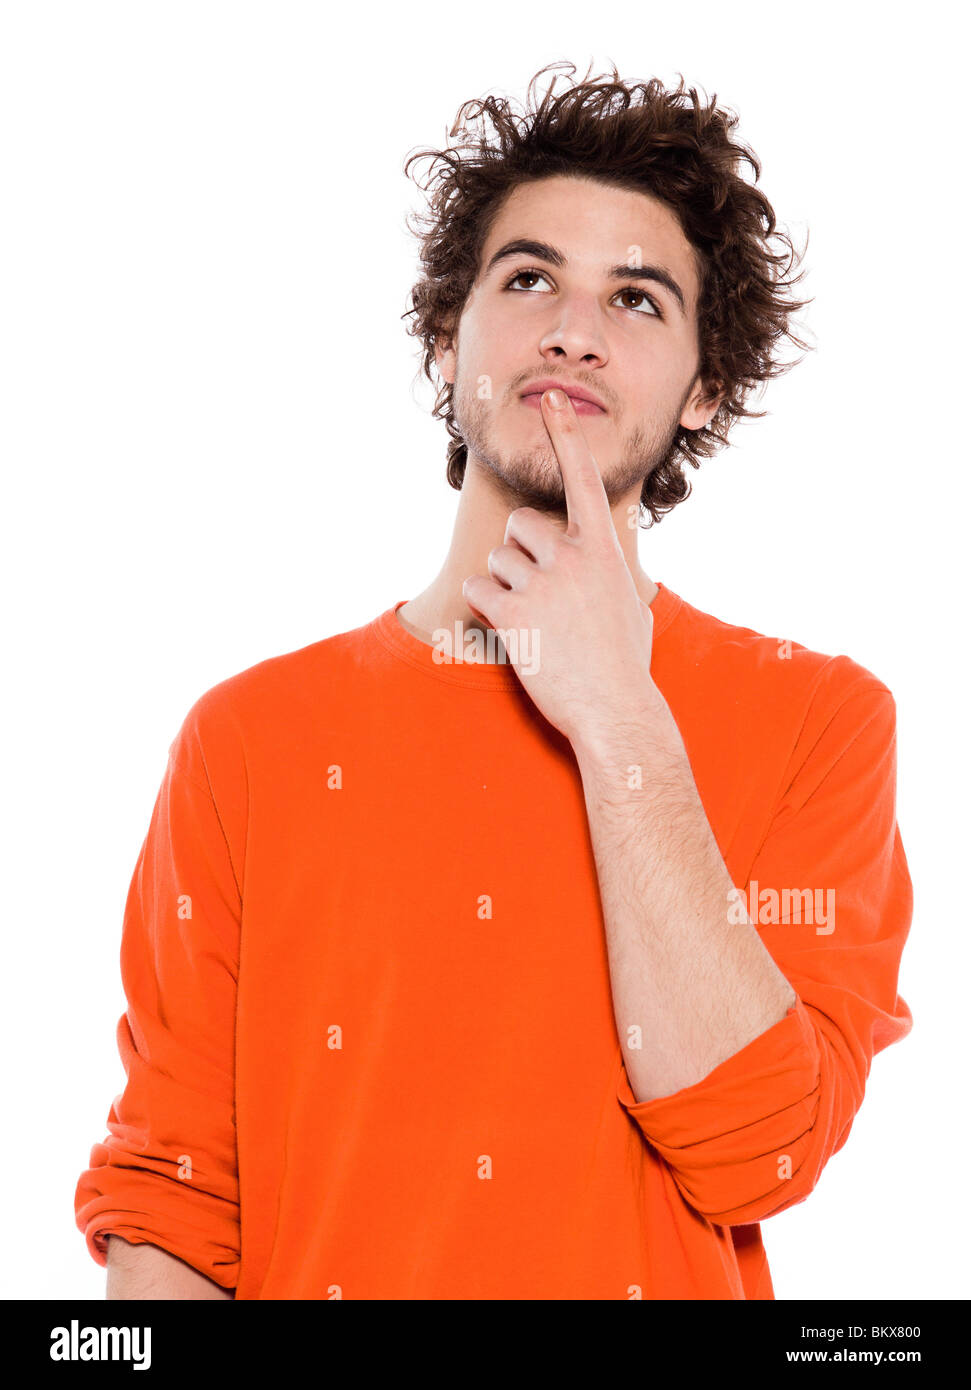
540, 388, 613, 538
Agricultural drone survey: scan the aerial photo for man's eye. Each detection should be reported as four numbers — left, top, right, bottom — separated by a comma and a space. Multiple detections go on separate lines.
616, 288, 661, 317
504, 270, 662, 319
505, 269, 552, 292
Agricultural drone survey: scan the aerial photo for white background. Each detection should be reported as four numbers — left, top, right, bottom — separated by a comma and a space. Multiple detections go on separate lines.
2, 0, 966, 1301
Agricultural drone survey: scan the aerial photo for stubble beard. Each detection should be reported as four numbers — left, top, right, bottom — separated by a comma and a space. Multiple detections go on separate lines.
452, 379, 687, 518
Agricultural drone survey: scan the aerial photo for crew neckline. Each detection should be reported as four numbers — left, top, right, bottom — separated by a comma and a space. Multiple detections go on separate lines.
370, 581, 683, 689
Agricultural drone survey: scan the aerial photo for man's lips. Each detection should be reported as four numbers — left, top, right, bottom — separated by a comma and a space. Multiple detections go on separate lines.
520, 387, 607, 417
520, 394, 604, 417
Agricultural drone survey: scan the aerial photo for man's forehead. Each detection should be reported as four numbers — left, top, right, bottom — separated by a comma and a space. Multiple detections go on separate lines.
481, 177, 696, 295
478, 177, 697, 313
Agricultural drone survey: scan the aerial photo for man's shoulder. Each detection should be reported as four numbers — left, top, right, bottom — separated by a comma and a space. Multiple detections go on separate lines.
169, 608, 384, 776
667, 587, 894, 722
201, 610, 378, 710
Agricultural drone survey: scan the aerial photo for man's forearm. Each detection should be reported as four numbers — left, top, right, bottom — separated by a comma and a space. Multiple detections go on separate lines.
105, 1235, 235, 1300
572, 696, 796, 1104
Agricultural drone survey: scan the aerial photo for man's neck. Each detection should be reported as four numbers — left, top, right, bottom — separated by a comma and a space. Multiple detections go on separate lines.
396, 460, 658, 653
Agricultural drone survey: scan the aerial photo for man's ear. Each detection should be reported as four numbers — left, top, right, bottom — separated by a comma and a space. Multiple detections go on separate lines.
434, 330, 457, 387
679, 374, 724, 433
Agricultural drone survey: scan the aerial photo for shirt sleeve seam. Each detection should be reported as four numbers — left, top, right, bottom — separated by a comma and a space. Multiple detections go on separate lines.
167, 749, 245, 904
745, 668, 894, 879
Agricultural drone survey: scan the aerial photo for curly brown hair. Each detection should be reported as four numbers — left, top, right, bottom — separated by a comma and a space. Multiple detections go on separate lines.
401, 60, 814, 525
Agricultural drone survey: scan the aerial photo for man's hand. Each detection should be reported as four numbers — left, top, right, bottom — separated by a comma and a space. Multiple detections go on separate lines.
462, 388, 662, 750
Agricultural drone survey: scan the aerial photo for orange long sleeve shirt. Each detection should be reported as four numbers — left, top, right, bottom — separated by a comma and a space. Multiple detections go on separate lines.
75, 581, 913, 1299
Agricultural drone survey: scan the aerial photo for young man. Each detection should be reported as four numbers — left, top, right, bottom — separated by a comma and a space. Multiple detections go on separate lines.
75, 63, 913, 1300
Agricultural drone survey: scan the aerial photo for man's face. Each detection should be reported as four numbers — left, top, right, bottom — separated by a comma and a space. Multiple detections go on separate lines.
435, 174, 715, 516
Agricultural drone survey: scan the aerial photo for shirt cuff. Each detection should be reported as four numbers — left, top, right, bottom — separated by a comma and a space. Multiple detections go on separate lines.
616, 997, 821, 1223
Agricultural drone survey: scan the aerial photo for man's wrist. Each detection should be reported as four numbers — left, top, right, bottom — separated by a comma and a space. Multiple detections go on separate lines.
571, 687, 685, 781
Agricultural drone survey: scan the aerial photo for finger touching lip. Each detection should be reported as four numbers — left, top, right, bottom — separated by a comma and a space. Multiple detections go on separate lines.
521, 393, 606, 416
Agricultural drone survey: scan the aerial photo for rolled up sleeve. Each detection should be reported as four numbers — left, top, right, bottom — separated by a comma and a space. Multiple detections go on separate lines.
74, 708, 243, 1289
617, 676, 914, 1227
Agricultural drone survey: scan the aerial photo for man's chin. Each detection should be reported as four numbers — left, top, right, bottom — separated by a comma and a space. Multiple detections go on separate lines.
476, 449, 574, 513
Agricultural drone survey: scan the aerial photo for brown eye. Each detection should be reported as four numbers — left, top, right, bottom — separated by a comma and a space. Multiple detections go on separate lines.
617, 288, 661, 317
506, 269, 552, 292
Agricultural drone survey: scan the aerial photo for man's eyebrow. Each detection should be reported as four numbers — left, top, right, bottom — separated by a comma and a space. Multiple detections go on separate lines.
482, 237, 687, 317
